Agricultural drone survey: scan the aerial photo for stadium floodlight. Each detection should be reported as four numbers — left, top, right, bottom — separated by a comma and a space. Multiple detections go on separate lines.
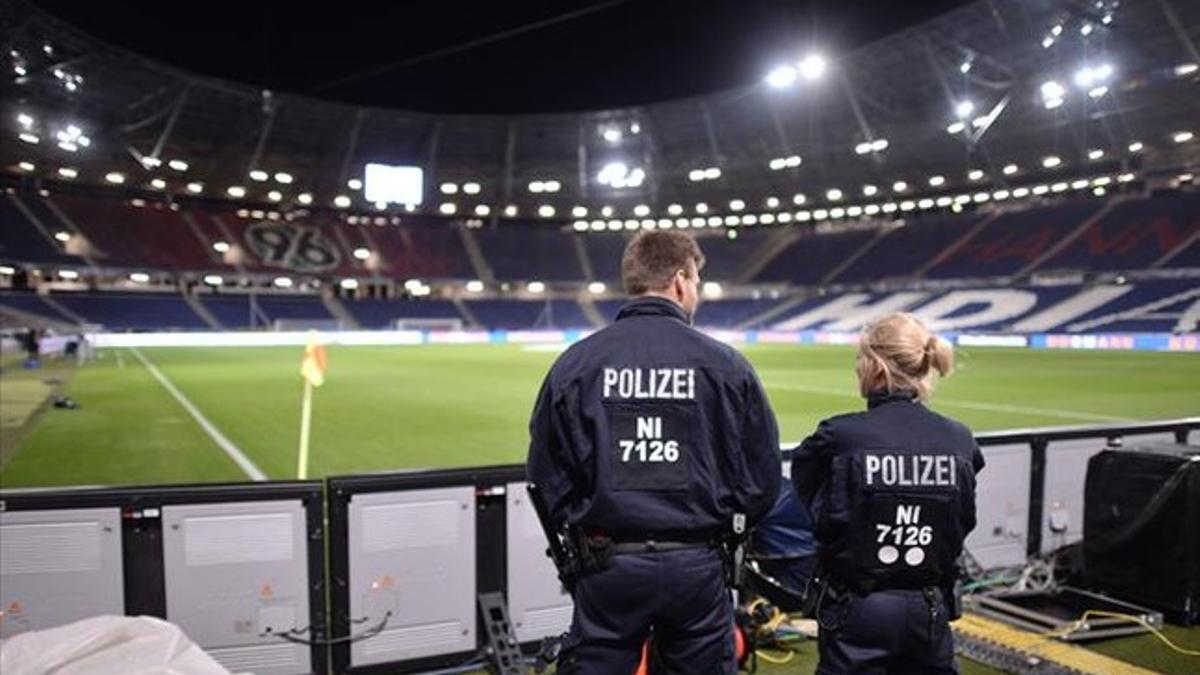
474, 204, 491, 216
527, 281, 546, 294
1088, 86, 1108, 99
130, 272, 151, 283
1032, 184, 1050, 195
955, 101, 975, 119
1051, 182, 1069, 192
204, 275, 224, 286
538, 205, 556, 218
352, 247, 371, 260
0, 265, 17, 275
1041, 80, 1065, 108
688, 169, 705, 182
742, 214, 759, 225
272, 172, 293, 185
588, 281, 607, 294
141, 156, 162, 168
667, 203, 683, 216
17, 113, 34, 128
543, 180, 562, 193
227, 185, 246, 198
339, 279, 358, 291
18, 161, 34, 171
993, 190, 1010, 200
58, 167, 77, 179
1003, 163, 1019, 175
1127, 141, 1143, 152
792, 193, 807, 205
439, 202, 458, 215
297, 192, 313, 205
765, 64, 798, 89
463, 182, 481, 194
1173, 131, 1194, 144
946, 122, 965, 135
347, 178, 363, 190
798, 52, 827, 81
633, 204, 650, 217
1093, 176, 1112, 187
58, 269, 78, 280
862, 184, 878, 197
212, 241, 230, 253
769, 157, 787, 171
18, 132, 39, 144
724, 215, 740, 226
1012, 187, 1030, 198
1042, 36, 1055, 49
54, 231, 71, 242
603, 127, 622, 144
600, 205, 614, 217
892, 180, 908, 193
703, 167, 721, 180
186, 182, 203, 194
272, 276, 292, 288
766, 196, 780, 208
826, 188, 843, 201
1071, 179, 1090, 190
466, 280, 485, 293
249, 169, 269, 181
104, 172, 125, 184
695, 202, 709, 214
729, 199, 745, 211
365, 163, 423, 204
872, 139, 889, 152
1177, 63, 1199, 77
169, 159, 189, 172
1118, 172, 1136, 183
333, 195, 351, 208
440, 182, 459, 195
1080, 23, 1093, 36
1088, 148, 1105, 160
968, 169, 984, 181
267, 190, 282, 202
761, 213, 776, 224
1074, 63, 1113, 88
726, 230, 738, 240
854, 142, 871, 155
1042, 155, 1062, 168
1102, 13, 1113, 25
929, 175, 946, 187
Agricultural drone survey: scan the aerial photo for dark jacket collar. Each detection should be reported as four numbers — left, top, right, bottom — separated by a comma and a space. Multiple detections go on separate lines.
615, 296, 689, 324
867, 389, 919, 409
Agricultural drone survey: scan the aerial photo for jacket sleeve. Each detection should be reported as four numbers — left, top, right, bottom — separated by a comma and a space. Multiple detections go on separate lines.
791, 420, 835, 510
738, 365, 782, 526
525, 373, 579, 527
959, 441, 986, 537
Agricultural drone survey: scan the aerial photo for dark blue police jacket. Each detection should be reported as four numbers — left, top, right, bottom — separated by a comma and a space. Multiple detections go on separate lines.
526, 296, 782, 537
791, 390, 985, 591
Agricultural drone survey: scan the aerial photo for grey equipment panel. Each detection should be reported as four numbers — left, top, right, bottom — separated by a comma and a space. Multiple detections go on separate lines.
349, 486, 476, 667
0, 507, 124, 639
965, 443, 1030, 570
505, 482, 573, 644
161, 499, 311, 675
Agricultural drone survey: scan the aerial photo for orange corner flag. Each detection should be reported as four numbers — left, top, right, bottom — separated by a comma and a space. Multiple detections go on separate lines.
300, 335, 327, 387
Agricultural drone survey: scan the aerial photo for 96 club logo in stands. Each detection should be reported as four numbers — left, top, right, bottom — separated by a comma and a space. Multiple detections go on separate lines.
245, 221, 341, 272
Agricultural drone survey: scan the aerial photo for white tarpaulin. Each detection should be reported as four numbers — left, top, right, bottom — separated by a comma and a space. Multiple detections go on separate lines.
0, 615, 236, 675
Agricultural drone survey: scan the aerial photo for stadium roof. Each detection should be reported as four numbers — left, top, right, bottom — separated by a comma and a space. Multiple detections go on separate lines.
2, 0, 1198, 224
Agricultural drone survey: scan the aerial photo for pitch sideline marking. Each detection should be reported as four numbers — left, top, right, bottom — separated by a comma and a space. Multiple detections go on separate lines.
770, 382, 1130, 423
129, 348, 267, 481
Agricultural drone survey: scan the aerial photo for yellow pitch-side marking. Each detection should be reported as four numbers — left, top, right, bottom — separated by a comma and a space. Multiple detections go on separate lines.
953, 613, 1158, 675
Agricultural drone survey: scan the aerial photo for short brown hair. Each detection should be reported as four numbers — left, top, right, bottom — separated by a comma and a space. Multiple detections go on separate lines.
620, 231, 706, 295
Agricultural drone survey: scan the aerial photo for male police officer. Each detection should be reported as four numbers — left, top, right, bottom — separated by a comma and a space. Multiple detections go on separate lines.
526, 231, 781, 674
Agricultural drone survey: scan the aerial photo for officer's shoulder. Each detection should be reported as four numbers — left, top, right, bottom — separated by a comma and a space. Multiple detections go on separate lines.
683, 326, 753, 372
819, 410, 867, 431
921, 404, 976, 441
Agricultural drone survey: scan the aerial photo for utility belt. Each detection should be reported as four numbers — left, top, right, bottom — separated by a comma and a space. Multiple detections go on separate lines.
610, 535, 721, 555
807, 573, 963, 631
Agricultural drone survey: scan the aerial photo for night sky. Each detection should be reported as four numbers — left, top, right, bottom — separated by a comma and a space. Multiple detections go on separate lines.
34, 0, 971, 113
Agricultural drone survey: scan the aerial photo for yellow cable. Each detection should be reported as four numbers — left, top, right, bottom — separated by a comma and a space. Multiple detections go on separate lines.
755, 648, 795, 664
1048, 610, 1200, 657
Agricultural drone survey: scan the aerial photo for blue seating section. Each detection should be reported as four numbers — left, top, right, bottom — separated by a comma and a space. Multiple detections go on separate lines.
464, 299, 592, 330
476, 224, 584, 281
754, 230, 877, 285
694, 298, 781, 327
584, 234, 630, 283
697, 230, 775, 282
1043, 192, 1200, 272
926, 198, 1102, 279
837, 214, 981, 283
0, 195, 80, 265
345, 299, 464, 329
0, 292, 77, 323
1042, 279, 1200, 332
49, 292, 208, 330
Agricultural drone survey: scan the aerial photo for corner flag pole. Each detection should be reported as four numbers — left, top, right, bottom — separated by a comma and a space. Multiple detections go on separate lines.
297, 377, 314, 479
297, 331, 327, 480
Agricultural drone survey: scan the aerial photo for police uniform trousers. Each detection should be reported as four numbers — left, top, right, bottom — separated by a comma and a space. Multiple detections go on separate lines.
558, 547, 735, 675
817, 588, 956, 675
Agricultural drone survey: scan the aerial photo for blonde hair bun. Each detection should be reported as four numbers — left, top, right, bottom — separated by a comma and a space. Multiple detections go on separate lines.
856, 313, 955, 400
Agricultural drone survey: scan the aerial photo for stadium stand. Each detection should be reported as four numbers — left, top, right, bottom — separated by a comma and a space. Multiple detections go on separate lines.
695, 230, 778, 282
1041, 191, 1200, 272
464, 299, 591, 330
0, 194, 80, 265
49, 291, 209, 331
925, 198, 1104, 279
835, 213, 983, 283
475, 223, 584, 281
49, 194, 214, 271
0, 291, 79, 324
754, 228, 879, 285
583, 233, 631, 283
344, 298, 464, 329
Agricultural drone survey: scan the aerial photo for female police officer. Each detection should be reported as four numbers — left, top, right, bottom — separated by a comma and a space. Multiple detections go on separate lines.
791, 312, 984, 674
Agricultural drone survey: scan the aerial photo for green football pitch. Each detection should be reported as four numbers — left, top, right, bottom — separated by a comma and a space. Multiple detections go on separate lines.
1, 343, 1197, 488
